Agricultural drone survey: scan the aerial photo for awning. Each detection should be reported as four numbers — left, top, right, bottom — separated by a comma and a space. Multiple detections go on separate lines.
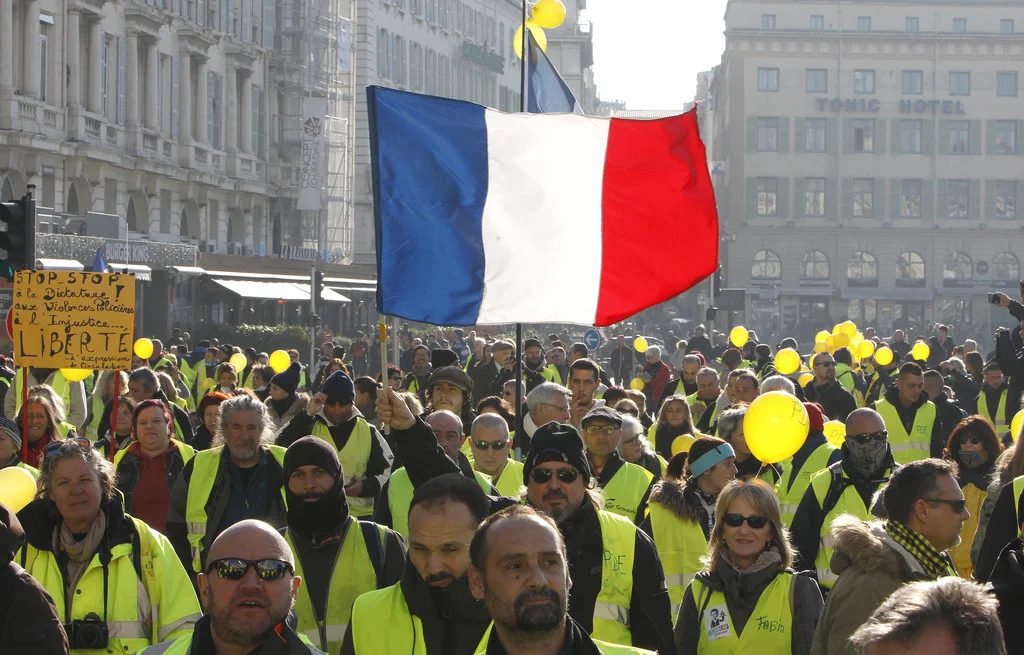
36, 258, 84, 271
211, 278, 310, 301
108, 263, 152, 281
170, 265, 206, 276
328, 285, 376, 293
321, 287, 351, 303
840, 287, 935, 301
205, 269, 308, 282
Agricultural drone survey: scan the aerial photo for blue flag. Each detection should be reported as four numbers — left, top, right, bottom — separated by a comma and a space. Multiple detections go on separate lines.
91, 247, 108, 273
526, 30, 583, 114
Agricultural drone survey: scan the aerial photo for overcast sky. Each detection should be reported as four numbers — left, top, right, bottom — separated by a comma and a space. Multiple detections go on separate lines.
584, 0, 727, 110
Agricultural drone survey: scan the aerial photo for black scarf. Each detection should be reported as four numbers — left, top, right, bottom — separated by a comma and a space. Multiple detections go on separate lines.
285, 478, 349, 542
270, 393, 296, 418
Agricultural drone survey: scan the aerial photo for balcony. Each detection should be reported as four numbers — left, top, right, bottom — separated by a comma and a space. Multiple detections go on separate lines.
1, 94, 65, 139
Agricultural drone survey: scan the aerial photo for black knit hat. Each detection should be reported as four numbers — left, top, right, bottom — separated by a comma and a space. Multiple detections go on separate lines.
322, 370, 355, 404
431, 348, 459, 369
284, 436, 343, 482
523, 422, 592, 485
271, 361, 302, 395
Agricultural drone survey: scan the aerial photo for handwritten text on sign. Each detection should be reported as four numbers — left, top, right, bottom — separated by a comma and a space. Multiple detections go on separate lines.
12, 271, 136, 370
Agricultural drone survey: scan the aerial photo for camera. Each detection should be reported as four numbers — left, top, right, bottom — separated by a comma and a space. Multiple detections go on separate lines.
65, 613, 109, 650
989, 292, 999, 305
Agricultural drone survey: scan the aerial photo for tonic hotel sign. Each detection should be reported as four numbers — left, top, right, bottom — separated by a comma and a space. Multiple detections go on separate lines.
815, 98, 967, 115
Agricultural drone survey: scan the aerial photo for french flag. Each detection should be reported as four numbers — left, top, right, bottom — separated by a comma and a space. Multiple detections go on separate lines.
368, 86, 719, 327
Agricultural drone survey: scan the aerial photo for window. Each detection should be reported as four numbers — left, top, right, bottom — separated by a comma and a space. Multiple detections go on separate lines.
762, 14, 775, 30
952, 18, 967, 33
806, 118, 826, 153
758, 68, 779, 92
948, 120, 969, 154
997, 72, 1018, 97
854, 70, 875, 94
116, 37, 126, 125
854, 119, 874, 153
994, 253, 1020, 279
902, 120, 923, 154
897, 252, 926, 283
950, 71, 970, 96
39, 31, 48, 103
208, 72, 222, 149
901, 180, 922, 217
757, 117, 779, 151
806, 69, 827, 93
805, 178, 826, 217
948, 179, 969, 217
810, 15, 824, 31
853, 179, 874, 217
170, 55, 179, 139
848, 252, 878, 285
377, 28, 389, 79
757, 178, 778, 216
1001, 19, 1014, 35
857, 16, 871, 32
101, 37, 109, 115
801, 251, 830, 279
752, 250, 782, 280
902, 70, 923, 95
996, 181, 1017, 219
906, 17, 919, 33
996, 121, 1017, 154
944, 253, 972, 280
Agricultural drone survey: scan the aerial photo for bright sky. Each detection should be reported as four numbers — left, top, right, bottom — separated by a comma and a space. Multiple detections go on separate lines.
583, 0, 728, 110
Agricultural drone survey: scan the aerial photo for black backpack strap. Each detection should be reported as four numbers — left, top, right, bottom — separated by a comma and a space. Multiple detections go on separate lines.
821, 464, 850, 516
359, 520, 386, 588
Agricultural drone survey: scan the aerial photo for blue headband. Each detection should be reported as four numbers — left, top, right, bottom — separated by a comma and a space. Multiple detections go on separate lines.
689, 443, 736, 478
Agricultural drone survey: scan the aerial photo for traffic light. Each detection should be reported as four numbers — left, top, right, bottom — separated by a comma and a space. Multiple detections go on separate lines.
0, 194, 35, 281
312, 270, 324, 309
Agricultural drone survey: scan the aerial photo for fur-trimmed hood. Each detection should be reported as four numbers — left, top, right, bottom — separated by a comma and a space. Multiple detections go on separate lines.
265, 392, 310, 428
830, 515, 928, 580
649, 477, 710, 524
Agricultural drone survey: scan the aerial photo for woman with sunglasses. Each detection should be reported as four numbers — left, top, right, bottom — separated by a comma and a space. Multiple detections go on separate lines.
674, 478, 824, 654
650, 395, 699, 462
17, 438, 201, 654
942, 415, 1002, 580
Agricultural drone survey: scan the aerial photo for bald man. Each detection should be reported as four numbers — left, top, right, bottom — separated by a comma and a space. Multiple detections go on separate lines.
139, 519, 325, 654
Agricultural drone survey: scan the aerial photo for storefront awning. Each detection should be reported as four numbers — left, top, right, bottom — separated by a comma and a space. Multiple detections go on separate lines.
328, 285, 376, 293
170, 265, 206, 276
36, 258, 84, 271
108, 263, 152, 281
320, 287, 351, 303
212, 278, 310, 301
840, 287, 935, 301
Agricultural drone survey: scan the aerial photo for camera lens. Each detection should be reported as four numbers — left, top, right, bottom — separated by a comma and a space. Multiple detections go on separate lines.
78, 625, 103, 648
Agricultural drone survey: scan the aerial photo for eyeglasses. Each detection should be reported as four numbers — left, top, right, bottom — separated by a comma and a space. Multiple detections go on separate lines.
959, 434, 981, 446
848, 430, 888, 445
815, 361, 836, 368
582, 425, 618, 436
923, 498, 968, 514
530, 468, 580, 484
44, 437, 93, 456
723, 513, 770, 529
473, 439, 509, 451
541, 402, 571, 414
621, 435, 641, 445
205, 558, 294, 581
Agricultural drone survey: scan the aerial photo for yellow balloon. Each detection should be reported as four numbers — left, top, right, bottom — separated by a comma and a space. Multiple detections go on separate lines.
743, 391, 810, 464
59, 368, 93, 383
823, 420, 847, 448
1011, 409, 1024, 442
671, 434, 695, 456
798, 372, 814, 387
874, 346, 894, 366
857, 341, 876, 359
911, 342, 930, 361
840, 321, 857, 338
229, 353, 248, 370
513, 20, 547, 59
630, 377, 646, 391
833, 333, 850, 348
633, 337, 649, 353
531, 0, 566, 29
269, 350, 291, 374
813, 342, 828, 354
832, 323, 844, 336
730, 326, 749, 348
0, 466, 37, 512
134, 338, 154, 360
825, 335, 835, 348
851, 333, 864, 348
815, 330, 830, 344
774, 348, 801, 375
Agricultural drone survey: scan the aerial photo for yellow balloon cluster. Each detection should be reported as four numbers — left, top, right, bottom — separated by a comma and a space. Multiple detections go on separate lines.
911, 342, 930, 361
0, 466, 37, 512
743, 391, 809, 464
730, 326, 749, 348
134, 337, 154, 360
60, 368, 93, 383
513, 1, 565, 60
269, 350, 291, 374
774, 348, 801, 375
833, 333, 850, 348
823, 420, 846, 448
815, 330, 830, 344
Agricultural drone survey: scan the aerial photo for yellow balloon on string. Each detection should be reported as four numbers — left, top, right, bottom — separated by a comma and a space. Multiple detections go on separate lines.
743, 392, 810, 464
815, 330, 830, 344
857, 341, 876, 359
813, 342, 828, 354
134, 338, 154, 360
531, 0, 566, 29
229, 353, 248, 370
840, 321, 857, 338
825, 335, 835, 349
513, 20, 547, 59
774, 348, 801, 375
59, 368, 92, 383
630, 377, 646, 391
833, 333, 850, 348
671, 434, 695, 456
0, 466, 37, 512
269, 350, 291, 373
1011, 409, 1024, 442
633, 337, 648, 353
730, 326, 749, 347
798, 372, 814, 387
832, 323, 844, 336
823, 420, 846, 448
874, 347, 894, 366
911, 342, 930, 361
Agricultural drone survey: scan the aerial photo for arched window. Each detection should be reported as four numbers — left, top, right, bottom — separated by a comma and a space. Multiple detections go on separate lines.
943, 252, 972, 280
848, 251, 878, 287
897, 251, 926, 287
751, 250, 781, 280
801, 250, 830, 280
994, 253, 1020, 280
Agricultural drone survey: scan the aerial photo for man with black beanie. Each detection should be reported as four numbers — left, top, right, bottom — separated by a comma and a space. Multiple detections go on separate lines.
277, 371, 395, 518
281, 436, 404, 654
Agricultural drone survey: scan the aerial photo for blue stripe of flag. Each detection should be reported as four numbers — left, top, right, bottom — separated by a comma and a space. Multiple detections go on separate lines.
527, 31, 583, 115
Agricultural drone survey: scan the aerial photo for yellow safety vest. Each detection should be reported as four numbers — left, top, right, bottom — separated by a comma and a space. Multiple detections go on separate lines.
285, 518, 385, 654
948, 481, 985, 581
387, 466, 492, 537
13, 369, 72, 415
195, 363, 216, 395
601, 461, 654, 523
310, 417, 376, 517
1012, 475, 1024, 536
545, 365, 563, 386
473, 623, 655, 654
113, 438, 196, 466
178, 358, 195, 386
57, 421, 75, 438
809, 465, 885, 588
592, 510, 637, 647
978, 388, 1009, 432
776, 442, 837, 527
349, 582, 427, 655
85, 393, 106, 440
481, 458, 525, 498
686, 392, 719, 425
648, 502, 708, 622
874, 398, 935, 465
692, 572, 793, 654
185, 445, 288, 572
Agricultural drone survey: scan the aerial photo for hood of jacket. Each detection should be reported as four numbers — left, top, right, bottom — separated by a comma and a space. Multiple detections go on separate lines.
829, 515, 927, 580
649, 477, 708, 524
0, 504, 25, 567
265, 392, 309, 420
18, 491, 136, 554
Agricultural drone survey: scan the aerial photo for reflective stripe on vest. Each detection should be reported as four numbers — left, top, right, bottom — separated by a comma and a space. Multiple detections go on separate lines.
810, 465, 876, 588
185, 445, 288, 572
602, 462, 654, 523
776, 442, 837, 527
286, 517, 383, 653
350, 582, 428, 655
874, 398, 935, 464
648, 502, 708, 622
979, 388, 1009, 432
692, 573, 793, 654
311, 417, 375, 516
388, 466, 491, 537
592, 510, 636, 646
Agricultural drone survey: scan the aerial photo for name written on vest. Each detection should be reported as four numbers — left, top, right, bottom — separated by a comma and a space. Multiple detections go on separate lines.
604, 549, 627, 572
756, 615, 786, 633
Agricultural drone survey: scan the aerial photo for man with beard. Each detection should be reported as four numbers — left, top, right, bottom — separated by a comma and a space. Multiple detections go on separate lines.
468, 504, 653, 655
669, 354, 702, 398
138, 520, 324, 654
976, 361, 1010, 433
875, 362, 941, 465
281, 436, 405, 654
402, 345, 433, 404
790, 408, 898, 591
344, 474, 494, 655
426, 366, 476, 431
519, 338, 559, 392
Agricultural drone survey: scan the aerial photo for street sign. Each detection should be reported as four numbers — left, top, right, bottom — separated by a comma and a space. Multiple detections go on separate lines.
583, 328, 601, 351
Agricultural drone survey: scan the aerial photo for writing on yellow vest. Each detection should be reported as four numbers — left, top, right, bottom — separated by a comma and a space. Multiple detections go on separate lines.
775, 442, 837, 527
592, 510, 636, 647
601, 461, 654, 523
692, 573, 794, 654
874, 397, 934, 464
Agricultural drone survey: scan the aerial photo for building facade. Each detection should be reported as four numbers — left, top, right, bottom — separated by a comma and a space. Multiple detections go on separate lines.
711, 0, 1024, 345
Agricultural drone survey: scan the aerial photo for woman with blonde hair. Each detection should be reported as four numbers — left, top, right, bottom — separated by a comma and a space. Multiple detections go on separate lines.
651, 394, 697, 460
674, 478, 823, 654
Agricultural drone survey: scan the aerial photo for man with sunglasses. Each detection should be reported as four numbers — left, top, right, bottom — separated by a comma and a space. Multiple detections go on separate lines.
802, 352, 857, 422
874, 362, 941, 465
468, 413, 524, 498
812, 458, 967, 655
580, 406, 655, 525
141, 519, 325, 654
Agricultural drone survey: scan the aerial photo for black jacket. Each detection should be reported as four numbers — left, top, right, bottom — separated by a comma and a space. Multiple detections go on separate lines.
685, 336, 713, 360
995, 299, 1024, 422
988, 537, 1024, 654
802, 380, 857, 422
975, 481, 1024, 582
476, 616, 612, 655
174, 614, 319, 654
97, 389, 194, 447
931, 391, 967, 454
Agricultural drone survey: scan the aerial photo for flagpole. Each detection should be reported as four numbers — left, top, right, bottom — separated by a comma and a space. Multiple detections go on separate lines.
514, 1, 528, 447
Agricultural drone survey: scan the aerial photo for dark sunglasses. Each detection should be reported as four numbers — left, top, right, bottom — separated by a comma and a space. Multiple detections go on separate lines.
44, 437, 93, 456
815, 361, 836, 368
206, 558, 294, 581
530, 468, 580, 484
924, 498, 968, 514
848, 430, 888, 445
959, 434, 981, 446
473, 439, 509, 451
723, 513, 770, 529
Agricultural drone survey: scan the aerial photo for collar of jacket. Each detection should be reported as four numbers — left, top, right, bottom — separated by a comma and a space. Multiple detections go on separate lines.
399, 557, 490, 627
484, 616, 600, 655
591, 451, 624, 485
695, 548, 784, 595
186, 614, 309, 654
649, 477, 709, 524
19, 491, 135, 553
